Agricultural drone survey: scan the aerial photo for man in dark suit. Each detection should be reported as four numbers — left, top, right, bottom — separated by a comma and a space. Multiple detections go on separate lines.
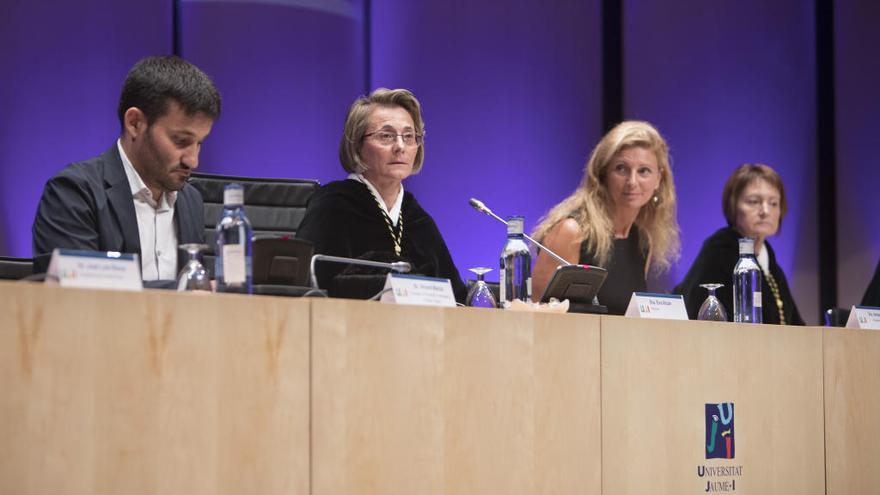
33, 56, 221, 279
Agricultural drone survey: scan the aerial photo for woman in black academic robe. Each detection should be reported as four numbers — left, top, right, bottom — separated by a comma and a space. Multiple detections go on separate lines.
675, 164, 804, 325
297, 88, 466, 302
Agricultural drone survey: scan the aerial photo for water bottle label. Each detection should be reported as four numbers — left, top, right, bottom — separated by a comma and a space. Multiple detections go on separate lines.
753, 291, 762, 307
499, 271, 506, 302
222, 244, 246, 284
224, 188, 244, 206
526, 277, 532, 299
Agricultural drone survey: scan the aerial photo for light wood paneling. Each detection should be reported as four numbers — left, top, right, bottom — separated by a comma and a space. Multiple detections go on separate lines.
601, 316, 825, 495
310, 299, 601, 494
824, 328, 880, 495
0, 282, 310, 495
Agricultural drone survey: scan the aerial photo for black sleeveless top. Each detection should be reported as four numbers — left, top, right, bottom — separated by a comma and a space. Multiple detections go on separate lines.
579, 227, 647, 315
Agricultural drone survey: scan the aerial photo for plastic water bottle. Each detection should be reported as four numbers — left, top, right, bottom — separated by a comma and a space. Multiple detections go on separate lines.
499, 216, 532, 303
215, 183, 253, 294
732, 237, 762, 323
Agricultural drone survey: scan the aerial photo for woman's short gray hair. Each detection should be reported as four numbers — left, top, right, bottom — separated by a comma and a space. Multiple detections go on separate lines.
339, 88, 426, 174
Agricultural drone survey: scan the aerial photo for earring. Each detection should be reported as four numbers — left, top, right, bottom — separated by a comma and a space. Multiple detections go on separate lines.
652, 194, 660, 204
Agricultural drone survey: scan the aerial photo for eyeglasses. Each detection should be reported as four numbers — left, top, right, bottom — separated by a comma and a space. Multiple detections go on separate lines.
364, 130, 423, 147
742, 196, 781, 210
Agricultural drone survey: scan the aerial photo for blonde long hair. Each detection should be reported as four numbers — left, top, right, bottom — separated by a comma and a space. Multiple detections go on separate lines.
532, 121, 680, 272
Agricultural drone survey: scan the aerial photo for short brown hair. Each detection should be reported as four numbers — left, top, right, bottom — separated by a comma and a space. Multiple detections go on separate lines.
339, 88, 425, 174
721, 163, 788, 227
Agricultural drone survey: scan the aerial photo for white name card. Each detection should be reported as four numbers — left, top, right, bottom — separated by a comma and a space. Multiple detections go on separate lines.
845, 305, 880, 330
46, 249, 143, 291
380, 273, 456, 307
625, 292, 689, 320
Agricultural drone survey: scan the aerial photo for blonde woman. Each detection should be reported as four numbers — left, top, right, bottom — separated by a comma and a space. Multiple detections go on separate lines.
531, 121, 680, 314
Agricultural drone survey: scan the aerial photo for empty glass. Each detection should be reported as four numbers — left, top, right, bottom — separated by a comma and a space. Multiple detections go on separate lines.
466, 267, 497, 308
177, 243, 212, 292
698, 283, 728, 321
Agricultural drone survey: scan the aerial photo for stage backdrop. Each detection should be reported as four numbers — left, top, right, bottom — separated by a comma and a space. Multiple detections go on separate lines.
835, 0, 880, 308
0, 0, 172, 261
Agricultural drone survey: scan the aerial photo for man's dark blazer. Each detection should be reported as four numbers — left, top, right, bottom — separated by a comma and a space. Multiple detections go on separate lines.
32, 144, 205, 274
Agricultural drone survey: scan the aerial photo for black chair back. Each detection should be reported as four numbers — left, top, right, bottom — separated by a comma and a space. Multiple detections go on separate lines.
189, 173, 320, 254
0, 256, 34, 280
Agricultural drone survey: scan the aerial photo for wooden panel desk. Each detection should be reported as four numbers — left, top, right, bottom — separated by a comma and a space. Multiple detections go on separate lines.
2, 281, 879, 494
824, 328, 880, 495
0, 282, 310, 495
601, 316, 826, 495
310, 299, 602, 494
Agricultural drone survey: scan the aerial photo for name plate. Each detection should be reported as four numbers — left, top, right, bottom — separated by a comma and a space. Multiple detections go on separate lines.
380, 273, 456, 307
46, 249, 143, 291
625, 292, 689, 320
845, 305, 880, 330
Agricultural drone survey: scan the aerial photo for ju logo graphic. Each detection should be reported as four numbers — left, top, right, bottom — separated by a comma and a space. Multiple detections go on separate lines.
705, 403, 734, 459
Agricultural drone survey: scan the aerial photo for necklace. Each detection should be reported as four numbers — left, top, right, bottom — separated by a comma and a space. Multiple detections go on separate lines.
762, 268, 785, 325
364, 183, 404, 256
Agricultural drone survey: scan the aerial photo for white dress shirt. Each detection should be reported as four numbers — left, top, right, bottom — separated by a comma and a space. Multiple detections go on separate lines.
347, 173, 404, 226
117, 140, 179, 281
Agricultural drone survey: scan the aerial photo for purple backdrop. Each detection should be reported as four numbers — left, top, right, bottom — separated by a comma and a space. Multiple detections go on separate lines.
835, 0, 880, 307
370, 1, 602, 281
0, 0, 172, 259
178, 0, 365, 185
623, 0, 820, 322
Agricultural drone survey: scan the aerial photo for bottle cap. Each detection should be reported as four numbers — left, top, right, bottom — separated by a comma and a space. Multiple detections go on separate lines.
506, 216, 524, 235
738, 237, 755, 255
223, 183, 244, 206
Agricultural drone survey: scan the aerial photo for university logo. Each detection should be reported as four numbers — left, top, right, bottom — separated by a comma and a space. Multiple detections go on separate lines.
705, 402, 734, 459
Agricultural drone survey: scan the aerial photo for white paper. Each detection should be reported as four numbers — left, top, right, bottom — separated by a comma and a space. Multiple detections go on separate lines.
46, 249, 142, 291
845, 305, 880, 330
380, 273, 456, 307
624, 292, 689, 320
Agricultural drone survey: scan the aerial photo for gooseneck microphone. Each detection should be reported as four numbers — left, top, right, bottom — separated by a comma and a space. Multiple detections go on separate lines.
468, 198, 572, 267
310, 254, 411, 289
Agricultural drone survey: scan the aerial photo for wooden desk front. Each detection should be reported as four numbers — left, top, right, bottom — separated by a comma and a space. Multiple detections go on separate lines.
1, 281, 877, 494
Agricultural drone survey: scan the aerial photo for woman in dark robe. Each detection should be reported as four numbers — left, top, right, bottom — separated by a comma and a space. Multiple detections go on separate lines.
297, 88, 466, 302
674, 164, 804, 324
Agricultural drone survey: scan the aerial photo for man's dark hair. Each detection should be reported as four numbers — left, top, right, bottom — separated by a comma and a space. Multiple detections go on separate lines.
117, 55, 221, 127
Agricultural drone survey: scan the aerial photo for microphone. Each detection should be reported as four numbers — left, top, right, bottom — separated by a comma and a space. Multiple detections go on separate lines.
468, 197, 572, 267
310, 254, 411, 289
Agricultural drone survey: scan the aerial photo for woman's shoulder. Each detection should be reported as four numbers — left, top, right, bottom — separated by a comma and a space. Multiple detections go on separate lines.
687, 227, 740, 269
316, 179, 366, 196
311, 179, 369, 203
401, 190, 433, 223
701, 226, 739, 250
549, 217, 583, 241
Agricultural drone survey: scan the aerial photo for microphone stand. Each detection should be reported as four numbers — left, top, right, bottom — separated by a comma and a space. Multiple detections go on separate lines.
468, 198, 572, 266
309, 254, 411, 289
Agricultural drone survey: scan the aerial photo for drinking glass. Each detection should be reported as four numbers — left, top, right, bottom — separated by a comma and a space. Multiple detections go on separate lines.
698, 283, 728, 321
466, 267, 497, 308
177, 243, 212, 292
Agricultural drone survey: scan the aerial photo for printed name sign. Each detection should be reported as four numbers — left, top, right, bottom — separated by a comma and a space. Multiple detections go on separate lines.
46, 249, 143, 291
845, 305, 880, 330
624, 292, 689, 320
380, 273, 456, 307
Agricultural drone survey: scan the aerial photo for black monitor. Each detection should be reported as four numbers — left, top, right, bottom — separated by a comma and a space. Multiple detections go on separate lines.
540, 264, 609, 314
